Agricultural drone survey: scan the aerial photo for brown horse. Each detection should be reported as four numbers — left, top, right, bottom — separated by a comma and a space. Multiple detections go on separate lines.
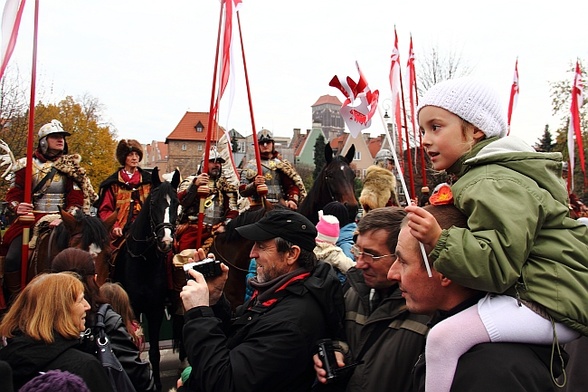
28, 208, 116, 283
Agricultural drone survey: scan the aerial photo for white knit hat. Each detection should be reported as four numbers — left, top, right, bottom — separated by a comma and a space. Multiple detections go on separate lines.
417, 77, 508, 138
316, 210, 340, 244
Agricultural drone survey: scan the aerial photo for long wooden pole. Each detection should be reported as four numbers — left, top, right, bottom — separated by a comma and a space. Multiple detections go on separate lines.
196, 2, 224, 249
237, 12, 266, 196
20, 0, 40, 288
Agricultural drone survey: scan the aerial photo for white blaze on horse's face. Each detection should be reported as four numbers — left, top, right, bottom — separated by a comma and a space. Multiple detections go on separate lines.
340, 165, 344, 171
162, 194, 173, 244
88, 243, 102, 257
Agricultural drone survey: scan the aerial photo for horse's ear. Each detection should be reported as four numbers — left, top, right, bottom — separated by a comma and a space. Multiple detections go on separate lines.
171, 169, 181, 189
152, 166, 161, 187
325, 142, 333, 164
344, 144, 355, 164
59, 207, 76, 230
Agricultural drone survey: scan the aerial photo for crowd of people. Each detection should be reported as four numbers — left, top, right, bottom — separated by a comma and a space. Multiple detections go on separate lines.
1, 75, 588, 392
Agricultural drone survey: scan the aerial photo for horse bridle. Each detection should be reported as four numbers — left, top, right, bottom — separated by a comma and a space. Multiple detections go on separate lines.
128, 195, 176, 258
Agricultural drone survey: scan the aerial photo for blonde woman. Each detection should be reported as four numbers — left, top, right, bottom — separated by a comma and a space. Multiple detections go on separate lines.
0, 273, 113, 391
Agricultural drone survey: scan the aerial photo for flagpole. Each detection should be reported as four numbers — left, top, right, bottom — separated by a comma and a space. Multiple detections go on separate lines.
197, 1, 224, 249
237, 11, 267, 198
20, 0, 40, 288
378, 105, 432, 277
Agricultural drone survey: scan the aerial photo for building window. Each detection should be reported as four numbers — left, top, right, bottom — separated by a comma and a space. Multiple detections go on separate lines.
182, 144, 187, 151
354, 151, 361, 160
198, 144, 203, 151
195, 121, 204, 133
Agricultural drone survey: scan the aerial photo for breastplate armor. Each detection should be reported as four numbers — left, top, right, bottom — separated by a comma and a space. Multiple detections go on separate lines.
262, 159, 284, 203
203, 192, 224, 226
32, 161, 66, 213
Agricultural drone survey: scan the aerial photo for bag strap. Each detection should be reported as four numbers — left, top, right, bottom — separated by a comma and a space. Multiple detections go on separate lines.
96, 303, 111, 333
33, 167, 58, 195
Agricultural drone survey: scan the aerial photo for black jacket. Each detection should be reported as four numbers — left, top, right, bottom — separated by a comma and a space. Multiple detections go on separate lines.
413, 296, 567, 392
0, 333, 113, 392
82, 306, 155, 392
181, 261, 345, 392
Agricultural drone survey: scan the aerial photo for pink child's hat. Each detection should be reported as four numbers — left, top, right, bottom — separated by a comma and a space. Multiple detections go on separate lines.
316, 210, 340, 244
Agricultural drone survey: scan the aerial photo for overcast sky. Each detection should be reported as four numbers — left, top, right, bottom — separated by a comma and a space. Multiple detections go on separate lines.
6, 0, 587, 147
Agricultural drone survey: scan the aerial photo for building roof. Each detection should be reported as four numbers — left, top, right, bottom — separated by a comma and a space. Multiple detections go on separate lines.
165, 112, 222, 143
311, 94, 343, 107
367, 134, 385, 158
329, 133, 349, 153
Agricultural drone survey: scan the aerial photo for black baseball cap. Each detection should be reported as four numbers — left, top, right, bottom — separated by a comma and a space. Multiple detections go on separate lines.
235, 209, 317, 252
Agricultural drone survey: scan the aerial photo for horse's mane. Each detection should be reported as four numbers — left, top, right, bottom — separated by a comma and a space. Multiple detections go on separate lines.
52, 211, 110, 251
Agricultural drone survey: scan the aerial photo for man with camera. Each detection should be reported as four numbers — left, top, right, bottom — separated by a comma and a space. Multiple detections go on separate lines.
313, 207, 430, 392
178, 209, 345, 392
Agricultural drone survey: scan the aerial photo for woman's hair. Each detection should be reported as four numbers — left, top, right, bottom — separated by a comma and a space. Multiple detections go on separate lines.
51, 248, 107, 319
99, 282, 139, 343
0, 273, 85, 343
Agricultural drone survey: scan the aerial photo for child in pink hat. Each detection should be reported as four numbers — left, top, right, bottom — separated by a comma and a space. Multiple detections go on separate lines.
314, 210, 355, 283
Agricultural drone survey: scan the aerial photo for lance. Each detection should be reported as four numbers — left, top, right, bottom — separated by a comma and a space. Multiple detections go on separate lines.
378, 105, 432, 277
196, 2, 224, 249
237, 12, 266, 198
20, 0, 40, 288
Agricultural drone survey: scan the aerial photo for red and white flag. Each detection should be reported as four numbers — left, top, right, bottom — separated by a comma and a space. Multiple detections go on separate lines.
329, 61, 379, 138
506, 58, 519, 135
0, 0, 26, 80
406, 35, 418, 148
568, 60, 585, 190
389, 26, 403, 159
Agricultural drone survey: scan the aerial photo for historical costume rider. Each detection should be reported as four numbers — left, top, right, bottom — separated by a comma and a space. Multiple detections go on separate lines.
239, 129, 306, 210
95, 139, 151, 243
174, 147, 239, 253
0, 119, 96, 306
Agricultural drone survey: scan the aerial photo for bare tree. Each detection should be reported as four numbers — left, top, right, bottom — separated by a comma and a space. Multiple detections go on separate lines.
416, 44, 473, 95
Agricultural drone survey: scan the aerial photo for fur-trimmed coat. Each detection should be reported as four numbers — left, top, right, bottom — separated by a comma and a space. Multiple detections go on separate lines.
359, 165, 399, 212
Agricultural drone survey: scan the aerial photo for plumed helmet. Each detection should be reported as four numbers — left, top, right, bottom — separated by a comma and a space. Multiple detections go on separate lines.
257, 129, 274, 144
203, 147, 225, 164
116, 139, 143, 166
375, 148, 392, 163
38, 119, 71, 155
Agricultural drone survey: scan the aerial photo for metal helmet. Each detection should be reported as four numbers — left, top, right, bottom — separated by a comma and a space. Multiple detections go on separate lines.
257, 129, 274, 144
203, 147, 225, 164
375, 148, 393, 164
38, 119, 71, 155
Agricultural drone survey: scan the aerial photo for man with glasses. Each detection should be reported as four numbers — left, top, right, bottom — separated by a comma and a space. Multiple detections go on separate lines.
314, 207, 430, 392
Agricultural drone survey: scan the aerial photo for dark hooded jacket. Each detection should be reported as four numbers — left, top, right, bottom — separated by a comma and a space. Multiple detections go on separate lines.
0, 333, 113, 392
181, 261, 345, 392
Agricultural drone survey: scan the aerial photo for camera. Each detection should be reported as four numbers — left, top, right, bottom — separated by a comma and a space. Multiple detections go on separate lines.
316, 339, 339, 382
183, 258, 222, 279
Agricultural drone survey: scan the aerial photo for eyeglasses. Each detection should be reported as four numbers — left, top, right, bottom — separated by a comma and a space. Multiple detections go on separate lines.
350, 245, 396, 263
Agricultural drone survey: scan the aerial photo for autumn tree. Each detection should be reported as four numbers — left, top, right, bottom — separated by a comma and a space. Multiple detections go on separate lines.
0, 90, 118, 200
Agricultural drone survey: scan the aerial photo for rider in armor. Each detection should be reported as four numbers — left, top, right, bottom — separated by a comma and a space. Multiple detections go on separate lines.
95, 139, 152, 242
0, 119, 96, 306
174, 147, 239, 252
239, 129, 305, 210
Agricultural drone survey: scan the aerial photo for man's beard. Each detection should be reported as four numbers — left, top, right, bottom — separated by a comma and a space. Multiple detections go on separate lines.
209, 167, 221, 179
260, 151, 273, 159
